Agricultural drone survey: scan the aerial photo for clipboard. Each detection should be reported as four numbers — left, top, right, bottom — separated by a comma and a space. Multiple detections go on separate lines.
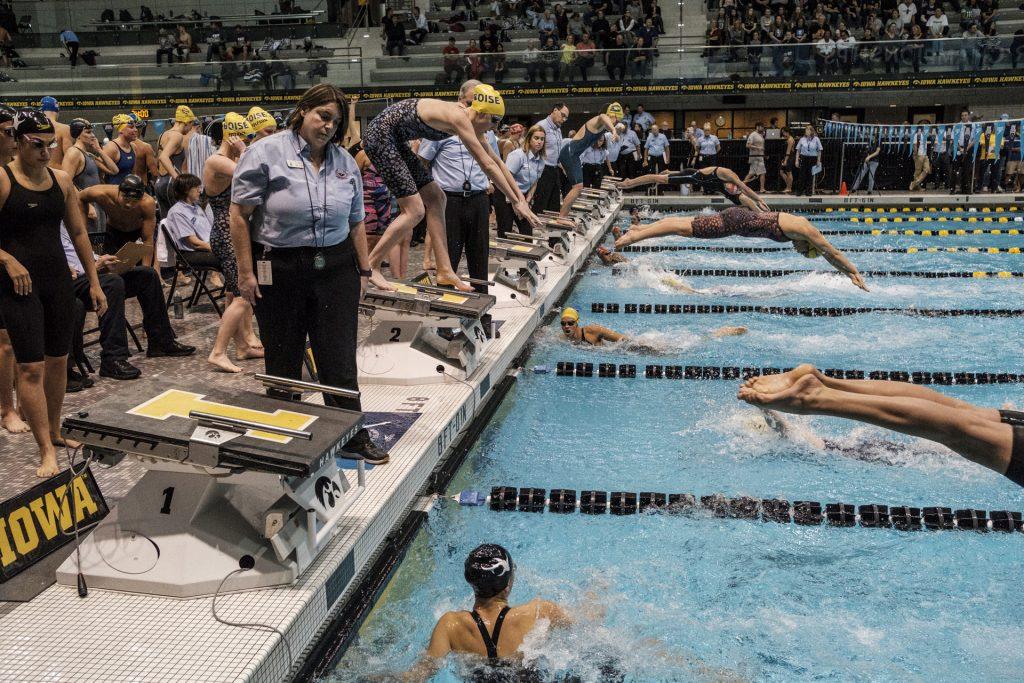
107, 242, 150, 275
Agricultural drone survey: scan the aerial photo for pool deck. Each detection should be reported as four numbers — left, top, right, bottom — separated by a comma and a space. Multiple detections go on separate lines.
0, 204, 620, 683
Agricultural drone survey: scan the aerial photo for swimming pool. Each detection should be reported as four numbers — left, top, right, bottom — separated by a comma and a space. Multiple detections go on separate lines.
325, 207, 1024, 681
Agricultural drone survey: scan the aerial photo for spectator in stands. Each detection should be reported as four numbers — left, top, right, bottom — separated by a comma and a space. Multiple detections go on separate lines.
814, 28, 837, 74
643, 124, 669, 174
906, 23, 926, 72
794, 124, 823, 196
629, 34, 651, 77
606, 32, 627, 79
0, 23, 11, 70
410, 6, 429, 44
157, 28, 176, 65
618, 13, 637, 44
231, 25, 252, 61
492, 43, 507, 82
176, 25, 193, 62
60, 27, 80, 68
465, 38, 483, 78
859, 29, 880, 70
926, 8, 948, 54
697, 123, 720, 167
206, 21, 226, 63
883, 23, 902, 72
898, 0, 918, 30
748, 31, 764, 76
590, 9, 611, 46
537, 10, 557, 39
960, 22, 984, 69
1012, 29, 1024, 70
560, 34, 577, 80
382, 8, 408, 58
522, 39, 542, 81
442, 37, 463, 84
540, 35, 560, 80
836, 28, 856, 73
576, 31, 596, 79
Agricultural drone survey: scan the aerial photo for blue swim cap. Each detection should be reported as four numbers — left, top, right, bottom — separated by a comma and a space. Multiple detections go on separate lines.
40, 96, 59, 113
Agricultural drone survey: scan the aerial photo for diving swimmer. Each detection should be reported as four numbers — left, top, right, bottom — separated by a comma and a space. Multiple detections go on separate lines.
361, 84, 542, 292
556, 102, 622, 217
617, 166, 770, 212
614, 206, 869, 291
560, 307, 745, 346
738, 364, 1024, 487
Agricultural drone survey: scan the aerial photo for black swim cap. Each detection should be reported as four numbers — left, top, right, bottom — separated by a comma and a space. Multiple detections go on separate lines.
118, 174, 145, 198
0, 105, 15, 125
13, 109, 54, 138
464, 544, 515, 598
69, 118, 92, 139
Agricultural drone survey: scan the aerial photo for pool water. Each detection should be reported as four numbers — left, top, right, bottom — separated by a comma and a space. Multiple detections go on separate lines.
327, 209, 1024, 682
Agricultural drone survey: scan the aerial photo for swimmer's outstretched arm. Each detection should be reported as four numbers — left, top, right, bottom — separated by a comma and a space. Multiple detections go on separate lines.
738, 366, 1015, 478
710, 167, 770, 211
710, 325, 747, 337
588, 324, 625, 343
779, 214, 869, 291
614, 217, 693, 247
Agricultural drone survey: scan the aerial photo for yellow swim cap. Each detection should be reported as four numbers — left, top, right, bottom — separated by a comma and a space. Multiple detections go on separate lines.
247, 107, 276, 132
561, 307, 579, 322
468, 84, 505, 119
796, 241, 820, 258
223, 112, 254, 139
174, 105, 197, 124
606, 102, 624, 120
112, 113, 134, 132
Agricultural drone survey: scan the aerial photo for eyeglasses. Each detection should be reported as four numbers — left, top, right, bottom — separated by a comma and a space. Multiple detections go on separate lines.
25, 136, 58, 150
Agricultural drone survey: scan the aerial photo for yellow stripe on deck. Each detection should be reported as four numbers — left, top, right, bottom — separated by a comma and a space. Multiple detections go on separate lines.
128, 389, 317, 443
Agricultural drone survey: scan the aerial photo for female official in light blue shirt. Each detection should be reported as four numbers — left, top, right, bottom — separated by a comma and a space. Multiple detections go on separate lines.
794, 124, 824, 196
229, 83, 387, 464
497, 124, 546, 237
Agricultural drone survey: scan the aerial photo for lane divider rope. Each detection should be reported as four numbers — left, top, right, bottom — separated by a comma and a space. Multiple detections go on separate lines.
587, 303, 1024, 317
820, 227, 1022, 235
610, 268, 1024, 278
619, 245, 1024, 254
820, 206, 1019, 214
452, 487, 1023, 533
543, 364, 1024, 384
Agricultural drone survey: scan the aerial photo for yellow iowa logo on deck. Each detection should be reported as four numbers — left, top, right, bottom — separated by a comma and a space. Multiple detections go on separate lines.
128, 389, 317, 443
0, 475, 99, 569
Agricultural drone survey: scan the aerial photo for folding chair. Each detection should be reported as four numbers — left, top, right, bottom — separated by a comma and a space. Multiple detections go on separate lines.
160, 221, 225, 316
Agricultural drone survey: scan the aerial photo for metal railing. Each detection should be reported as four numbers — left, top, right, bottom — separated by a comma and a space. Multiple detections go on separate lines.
1, 35, 1020, 97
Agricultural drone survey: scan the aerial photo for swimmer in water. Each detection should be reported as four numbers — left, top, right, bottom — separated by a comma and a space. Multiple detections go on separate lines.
617, 166, 770, 212
561, 307, 745, 346
593, 246, 696, 292
402, 544, 571, 682
738, 364, 1024, 487
615, 206, 869, 291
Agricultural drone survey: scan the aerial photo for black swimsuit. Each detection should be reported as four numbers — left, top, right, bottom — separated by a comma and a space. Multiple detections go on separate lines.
0, 166, 75, 363
999, 410, 1024, 487
362, 98, 451, 199
667, 167, 742, 205
470, 606, 511, 663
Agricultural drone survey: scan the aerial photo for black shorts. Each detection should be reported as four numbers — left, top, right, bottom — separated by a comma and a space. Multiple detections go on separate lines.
0, 265, 75, 363
998, 410, 1024, 487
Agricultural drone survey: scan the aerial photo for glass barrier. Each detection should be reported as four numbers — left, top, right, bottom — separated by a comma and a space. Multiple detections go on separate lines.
1, 35, 1020, 99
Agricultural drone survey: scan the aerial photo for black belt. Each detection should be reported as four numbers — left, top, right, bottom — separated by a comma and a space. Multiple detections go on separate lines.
444, 190, 486, 198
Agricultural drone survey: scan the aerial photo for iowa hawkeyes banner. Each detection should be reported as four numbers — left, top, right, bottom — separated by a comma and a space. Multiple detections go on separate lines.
3, 71, 1022, 111
0, 467, 109, 582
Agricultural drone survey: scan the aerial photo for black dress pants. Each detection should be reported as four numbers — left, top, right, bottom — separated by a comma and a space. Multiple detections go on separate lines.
253, 239, 361, 413
493, 193, 532, 238
444, 191, 490, 294
531, 165, 562, 214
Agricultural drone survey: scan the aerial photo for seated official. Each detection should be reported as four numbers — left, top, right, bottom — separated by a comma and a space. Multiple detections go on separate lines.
163, 173, 220, 269
62, 226, 195, 380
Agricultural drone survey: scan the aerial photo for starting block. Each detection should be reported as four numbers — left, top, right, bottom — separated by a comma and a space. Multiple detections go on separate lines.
57, 375, 365, 597
489, 236, 551, 301
360, 274, 496, 384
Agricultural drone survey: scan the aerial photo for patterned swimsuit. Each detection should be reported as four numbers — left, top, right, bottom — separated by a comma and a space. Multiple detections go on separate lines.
362, 98, 451, 199
208, 186, 239, 295
691, 206, 787, 242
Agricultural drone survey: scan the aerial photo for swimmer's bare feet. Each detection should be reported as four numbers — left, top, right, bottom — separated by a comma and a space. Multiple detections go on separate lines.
207, 352, 243, 373
235, 345, 264, 361
2, 409, 30, 434
742, 363, 819, 393
711, 326, 747, 338
245, 336, 264, 352
738, 372, 824, 415
367, 269, 395, 292
435, 270, 474, 293
37, 449, 60, 479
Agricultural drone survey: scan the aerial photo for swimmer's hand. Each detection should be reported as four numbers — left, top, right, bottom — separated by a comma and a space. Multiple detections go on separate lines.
755, 198, 771, 212
515, 200, 543, 230
848, 271, 869, 292
614, 232, 634, 248
711, 326, 747, 338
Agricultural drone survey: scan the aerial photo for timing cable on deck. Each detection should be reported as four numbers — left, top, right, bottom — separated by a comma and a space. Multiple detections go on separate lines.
586, 303, 1024, 317
451, 486, 1023, 533
543, 363, 1023, 385
618, 245, 1024, 254
610, 268, 1024, 279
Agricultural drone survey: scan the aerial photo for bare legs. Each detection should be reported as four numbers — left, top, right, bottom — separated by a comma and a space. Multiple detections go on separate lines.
0, 331, 29, 433
780, 168, 793, 193
614, 216, 694, 248
367, 183, 471, 292
19, 356, 72, 478
558, 182, 584, 217
208, 293, 263, 373
738, 364, 1013, 476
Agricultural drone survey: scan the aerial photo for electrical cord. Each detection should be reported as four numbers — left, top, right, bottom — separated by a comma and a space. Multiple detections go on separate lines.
212, 567, 294, 668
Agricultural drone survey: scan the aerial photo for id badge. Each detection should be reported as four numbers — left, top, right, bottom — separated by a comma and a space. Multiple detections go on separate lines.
256, 259, 273, 285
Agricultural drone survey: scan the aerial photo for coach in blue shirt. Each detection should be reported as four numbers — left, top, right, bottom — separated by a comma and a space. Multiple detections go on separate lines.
643, 124, 670, 173
230, 83, 387, 464
532, 102, 569, 213
419, 135, 492, 296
